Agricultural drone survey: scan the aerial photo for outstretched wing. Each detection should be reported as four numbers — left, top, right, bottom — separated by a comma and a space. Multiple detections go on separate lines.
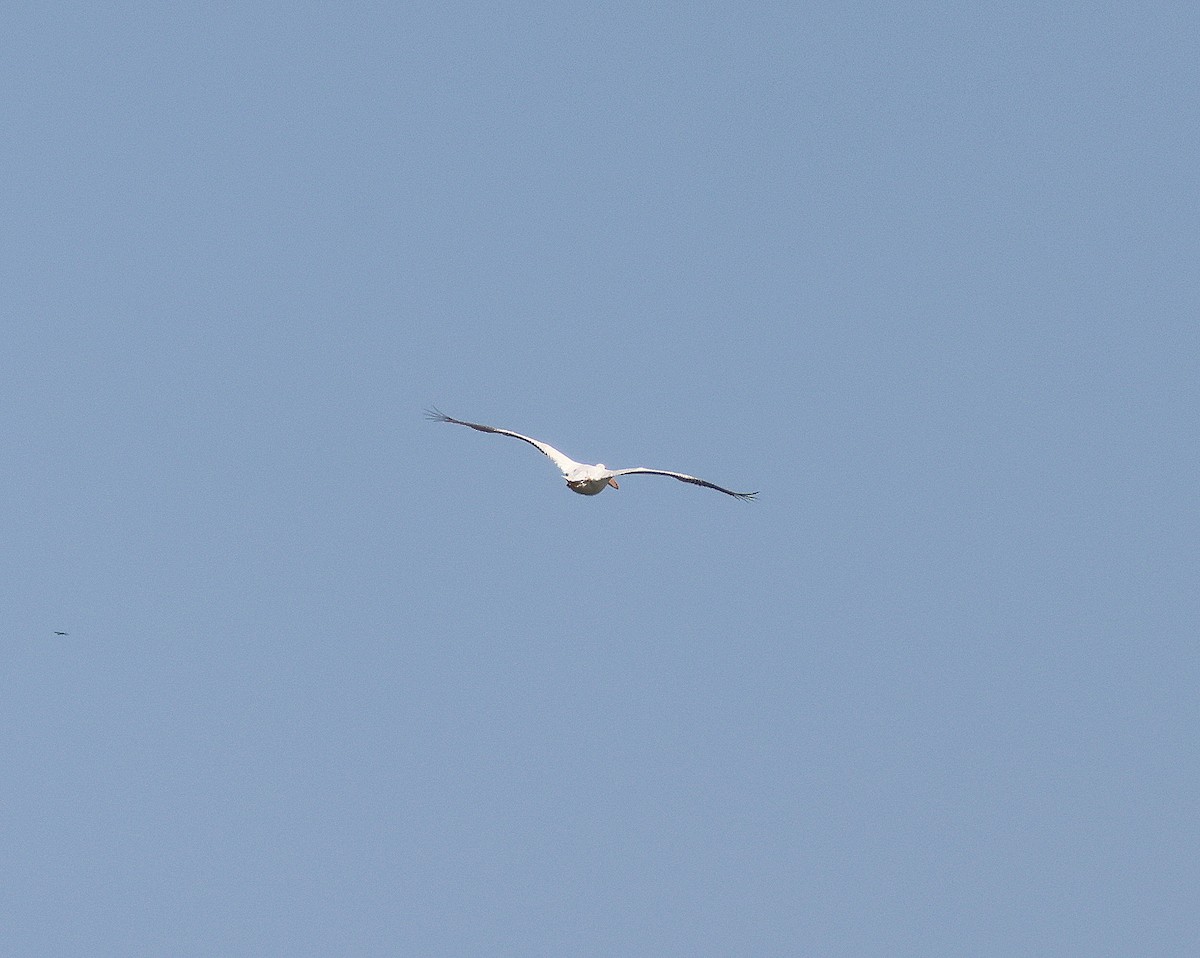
426, 407, 581, 476
608, 467, 757, 501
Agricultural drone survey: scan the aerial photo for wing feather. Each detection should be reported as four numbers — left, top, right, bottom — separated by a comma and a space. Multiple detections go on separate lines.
426, 407, 580, 476
608, 467, 757, 500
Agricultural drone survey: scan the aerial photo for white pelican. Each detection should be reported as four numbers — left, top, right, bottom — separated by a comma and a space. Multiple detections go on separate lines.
427, 408, 757, 500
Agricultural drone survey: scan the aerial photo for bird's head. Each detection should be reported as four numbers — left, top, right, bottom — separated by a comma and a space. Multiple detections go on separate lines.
594, 466, 618, 489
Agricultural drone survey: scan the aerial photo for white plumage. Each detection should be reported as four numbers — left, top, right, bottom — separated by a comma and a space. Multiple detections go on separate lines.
427, 408, 756, 501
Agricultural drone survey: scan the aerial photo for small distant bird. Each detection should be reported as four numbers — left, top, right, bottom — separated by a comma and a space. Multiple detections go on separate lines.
53, 631, 69, 636
427, 407, 757, 500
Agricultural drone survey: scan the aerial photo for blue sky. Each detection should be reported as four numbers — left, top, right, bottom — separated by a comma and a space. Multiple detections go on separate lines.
3, 2, 1197, 954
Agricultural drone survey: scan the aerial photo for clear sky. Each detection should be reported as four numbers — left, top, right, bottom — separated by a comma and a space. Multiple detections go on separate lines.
3, 2, 1197, 955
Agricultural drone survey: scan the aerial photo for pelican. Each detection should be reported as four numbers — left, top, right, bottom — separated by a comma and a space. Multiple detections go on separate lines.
427, 408, 756, 500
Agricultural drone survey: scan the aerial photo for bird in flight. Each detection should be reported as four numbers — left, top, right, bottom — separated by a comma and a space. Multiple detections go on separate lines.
53, 631, 69, 636
427, 408, 756, 500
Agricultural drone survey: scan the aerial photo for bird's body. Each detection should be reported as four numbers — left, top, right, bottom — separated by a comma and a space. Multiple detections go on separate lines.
427, 408, 756, 501
53, 631, 68, 636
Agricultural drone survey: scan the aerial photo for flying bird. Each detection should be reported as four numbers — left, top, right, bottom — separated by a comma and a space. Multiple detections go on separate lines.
53, 631, 69, 636
427, 408, 756, 500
